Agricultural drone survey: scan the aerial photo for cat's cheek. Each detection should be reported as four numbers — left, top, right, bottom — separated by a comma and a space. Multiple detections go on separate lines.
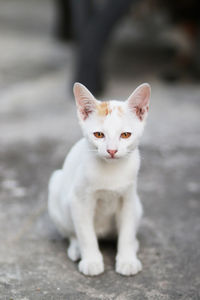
89, 141, 105, 157
119, 141, 130, 153
119, 149, 127, 158
98, 147, 107, 158
87, 135, 101, 149
97, 143, 109, 158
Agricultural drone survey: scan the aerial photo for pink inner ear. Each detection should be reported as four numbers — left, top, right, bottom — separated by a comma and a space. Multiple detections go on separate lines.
73, 83, 96, 120
79, 100, 95, 120
128, 84, 150, 121
134, 106, 147, 121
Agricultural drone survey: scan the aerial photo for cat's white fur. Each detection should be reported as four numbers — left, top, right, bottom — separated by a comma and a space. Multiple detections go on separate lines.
48, 82, 151, 276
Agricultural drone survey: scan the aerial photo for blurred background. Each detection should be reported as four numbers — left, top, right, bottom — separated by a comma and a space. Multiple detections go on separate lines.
0, 0, 200, 299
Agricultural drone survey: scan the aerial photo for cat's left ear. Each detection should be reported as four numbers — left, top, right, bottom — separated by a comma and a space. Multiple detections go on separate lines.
127, 83, 151, 121
73, 82, 97, 120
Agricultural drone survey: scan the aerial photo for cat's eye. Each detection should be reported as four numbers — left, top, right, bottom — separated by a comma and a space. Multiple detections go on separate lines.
93, 132, 105, 138
120, 132, 131, 139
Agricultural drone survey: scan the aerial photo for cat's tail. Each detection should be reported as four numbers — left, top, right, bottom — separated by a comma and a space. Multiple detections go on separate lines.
48, 170, 67, 235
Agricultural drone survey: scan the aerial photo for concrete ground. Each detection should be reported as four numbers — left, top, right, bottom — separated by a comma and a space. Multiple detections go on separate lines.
0, 0, 200, 299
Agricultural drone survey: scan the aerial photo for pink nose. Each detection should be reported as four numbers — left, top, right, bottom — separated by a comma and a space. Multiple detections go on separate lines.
107, 149, 118, 158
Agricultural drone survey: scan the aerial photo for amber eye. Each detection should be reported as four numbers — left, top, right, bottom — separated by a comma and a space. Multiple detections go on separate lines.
93, 132, 105, 138
120, 132, 131, 139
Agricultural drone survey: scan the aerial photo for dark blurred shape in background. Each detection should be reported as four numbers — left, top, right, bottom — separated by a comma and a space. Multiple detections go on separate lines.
55, 0, 200, 94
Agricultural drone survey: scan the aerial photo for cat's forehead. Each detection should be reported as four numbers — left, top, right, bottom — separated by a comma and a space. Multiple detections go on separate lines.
96, 100, 125, 118
94, 100, 131, 134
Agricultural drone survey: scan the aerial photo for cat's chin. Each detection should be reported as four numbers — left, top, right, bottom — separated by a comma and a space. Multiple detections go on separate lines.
102, 156, 121, 162
96, 153, 129, 161
96, 154, 119, 162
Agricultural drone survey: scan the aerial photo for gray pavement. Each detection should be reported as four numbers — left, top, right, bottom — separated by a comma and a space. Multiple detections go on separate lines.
0, 1, 200, 299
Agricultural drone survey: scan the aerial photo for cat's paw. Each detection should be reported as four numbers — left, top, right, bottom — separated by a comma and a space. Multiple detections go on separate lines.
78, 258, 104, 276
67, 244, 81, 262
116, 257, 142, 276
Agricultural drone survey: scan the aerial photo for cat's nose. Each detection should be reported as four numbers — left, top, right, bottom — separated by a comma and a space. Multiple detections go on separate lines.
107, 149, 118, 158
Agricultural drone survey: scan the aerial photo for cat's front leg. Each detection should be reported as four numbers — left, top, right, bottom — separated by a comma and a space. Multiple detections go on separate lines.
116, 188, 143, 276
70, 190, 104, 276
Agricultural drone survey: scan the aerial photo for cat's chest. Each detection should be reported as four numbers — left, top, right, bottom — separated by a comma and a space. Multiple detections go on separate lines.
95, 190, 121, 213
88, 160, 137, 191
94, 190, 121, 237
94, 173, 130, 191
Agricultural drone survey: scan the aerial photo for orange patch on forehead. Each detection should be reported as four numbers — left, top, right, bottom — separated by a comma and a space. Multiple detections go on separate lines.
117, 106, 124, 117
97, 101, 112, 117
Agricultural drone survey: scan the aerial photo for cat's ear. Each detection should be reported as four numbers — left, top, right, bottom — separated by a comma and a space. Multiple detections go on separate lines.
127, 83, 151, 121
73, 82, 97, 120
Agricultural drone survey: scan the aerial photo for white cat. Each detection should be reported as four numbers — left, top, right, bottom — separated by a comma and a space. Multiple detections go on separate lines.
48, 82, 151, 276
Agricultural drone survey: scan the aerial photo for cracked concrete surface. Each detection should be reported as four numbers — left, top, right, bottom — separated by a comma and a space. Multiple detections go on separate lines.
0, 0, 200, 299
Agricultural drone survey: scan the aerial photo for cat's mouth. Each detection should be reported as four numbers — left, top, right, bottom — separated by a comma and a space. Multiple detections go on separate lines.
105, 155, 119, 160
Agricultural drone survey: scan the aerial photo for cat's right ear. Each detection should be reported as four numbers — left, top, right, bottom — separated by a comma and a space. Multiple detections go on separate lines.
73, 83, 97, 120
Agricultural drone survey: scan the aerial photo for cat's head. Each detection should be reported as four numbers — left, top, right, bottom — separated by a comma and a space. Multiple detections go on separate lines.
73, 83, 150, 160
